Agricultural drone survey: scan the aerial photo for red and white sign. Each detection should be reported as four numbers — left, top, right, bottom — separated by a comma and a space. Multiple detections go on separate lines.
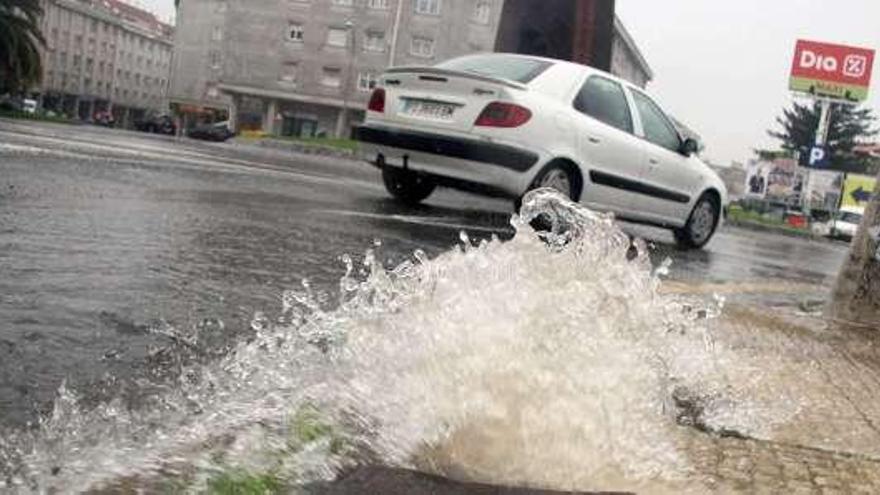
790, 40, 875, 102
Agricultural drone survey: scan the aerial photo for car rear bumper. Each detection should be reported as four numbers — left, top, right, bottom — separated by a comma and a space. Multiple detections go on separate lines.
355, 124, 540, 173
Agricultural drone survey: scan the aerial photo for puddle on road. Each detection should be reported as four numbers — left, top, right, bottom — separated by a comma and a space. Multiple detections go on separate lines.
0, 189, 858, 493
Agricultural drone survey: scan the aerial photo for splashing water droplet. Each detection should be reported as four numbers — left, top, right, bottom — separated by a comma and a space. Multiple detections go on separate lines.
0, 188, 803, 494
250, 312, 270, 332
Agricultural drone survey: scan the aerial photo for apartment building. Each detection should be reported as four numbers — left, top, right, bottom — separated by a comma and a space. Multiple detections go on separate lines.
37, 0, 174, 126
171, 0, 651, 138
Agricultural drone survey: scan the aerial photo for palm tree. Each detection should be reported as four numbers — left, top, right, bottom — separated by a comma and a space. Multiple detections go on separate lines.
0, 0, 46, 95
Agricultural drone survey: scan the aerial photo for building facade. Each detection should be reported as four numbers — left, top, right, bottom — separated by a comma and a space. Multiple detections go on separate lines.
610, 17, 652, 89
37, 0, 174, 126
171, 0, 651, 138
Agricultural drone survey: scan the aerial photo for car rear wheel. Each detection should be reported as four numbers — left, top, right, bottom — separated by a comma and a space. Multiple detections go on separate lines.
515, 162, 579, 212
382, 166, 436, 206
674, 193, 720, 249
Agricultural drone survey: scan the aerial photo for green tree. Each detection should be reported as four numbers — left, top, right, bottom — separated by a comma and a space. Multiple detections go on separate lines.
768, 101, 878, 173
0, 0, 46, 94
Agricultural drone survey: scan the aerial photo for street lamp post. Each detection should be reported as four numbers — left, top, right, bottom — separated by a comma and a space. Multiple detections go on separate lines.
337, 19, 356, 139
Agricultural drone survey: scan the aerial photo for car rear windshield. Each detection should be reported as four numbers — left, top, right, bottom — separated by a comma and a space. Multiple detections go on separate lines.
435, 55, 553, 84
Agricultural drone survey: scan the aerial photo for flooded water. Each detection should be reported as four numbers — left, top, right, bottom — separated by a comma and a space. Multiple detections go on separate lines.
0, 189, 808, 493
1, 122, 858, 492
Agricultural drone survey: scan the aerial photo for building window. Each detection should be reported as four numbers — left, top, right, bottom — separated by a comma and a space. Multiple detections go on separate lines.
326, 28, 348, 47
331, 0, 353, 6
287, 23, 304, 42
414, 0, 441, 15
367, 0, 389, 9
321, 67, 341, 88
216, 1, 228, 13
364, 31, 385, 52
410, 36, 435, 58
357, 72, 377, 92
211, 26, 223, 42
209, 50, 221, 69
279, 62, 298, 86
473, 2, 490, 24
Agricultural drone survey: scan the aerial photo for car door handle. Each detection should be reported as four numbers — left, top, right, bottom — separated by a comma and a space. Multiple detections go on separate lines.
648, 158, 660, 165
588, 136, 601, 144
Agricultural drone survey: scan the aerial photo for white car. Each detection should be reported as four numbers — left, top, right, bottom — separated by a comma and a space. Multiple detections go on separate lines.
357, 53, 728, 249
829, 207, 864, 241
22, 99, 38, 114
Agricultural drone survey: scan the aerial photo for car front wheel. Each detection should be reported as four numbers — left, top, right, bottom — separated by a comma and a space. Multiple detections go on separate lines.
674, 193, 720, 249
382, 166, 436, 206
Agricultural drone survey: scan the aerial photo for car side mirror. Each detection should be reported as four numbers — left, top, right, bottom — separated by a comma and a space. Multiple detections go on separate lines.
680, 138, 699, 156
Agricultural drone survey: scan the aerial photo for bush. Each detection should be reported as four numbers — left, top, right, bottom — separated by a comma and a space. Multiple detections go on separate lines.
0, 109, 74, 124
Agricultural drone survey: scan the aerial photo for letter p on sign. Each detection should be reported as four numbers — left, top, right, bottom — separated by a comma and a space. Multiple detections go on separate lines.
810, 147, 826, 166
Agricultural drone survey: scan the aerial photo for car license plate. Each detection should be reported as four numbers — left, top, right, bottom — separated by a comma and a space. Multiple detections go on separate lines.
402, 99, 456, 121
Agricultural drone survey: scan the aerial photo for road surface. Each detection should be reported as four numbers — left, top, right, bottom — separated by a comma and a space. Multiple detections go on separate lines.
0, 119, 848, 428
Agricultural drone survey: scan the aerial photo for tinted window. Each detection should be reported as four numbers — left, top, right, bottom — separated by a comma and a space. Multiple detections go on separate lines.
574, 76, 633, 133
839, 212, 863, 223
435, 55, 552, 83
631, 90, 681, 152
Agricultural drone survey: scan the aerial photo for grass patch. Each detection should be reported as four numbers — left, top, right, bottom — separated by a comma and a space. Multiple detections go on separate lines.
241, 134, 359, 153
727, 205, 812, 236
278, 136, 359, 153
0, 109, 75, 124
727, 205, 784, 225
206, 470, 284, 495
290, 404, 335, 445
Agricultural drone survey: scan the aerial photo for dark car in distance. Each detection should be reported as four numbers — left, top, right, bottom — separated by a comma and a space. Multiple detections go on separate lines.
135, 114, 176, 135
187, 121, 235, 142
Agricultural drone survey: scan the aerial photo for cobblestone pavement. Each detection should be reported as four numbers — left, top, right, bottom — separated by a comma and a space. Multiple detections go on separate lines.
674, 293, 880, 493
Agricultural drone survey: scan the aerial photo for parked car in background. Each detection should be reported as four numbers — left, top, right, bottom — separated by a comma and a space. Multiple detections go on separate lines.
356, 53, 728, 249
135, 114, 176, 135
828, 207, 864, 241
94, 111, 116, 127
187, 121, 235, 142
1, 96, 37, 114
22, 99, 37, 114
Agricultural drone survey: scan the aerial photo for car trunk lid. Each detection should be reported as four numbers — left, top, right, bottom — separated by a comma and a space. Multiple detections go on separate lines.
377, 67, 527, 134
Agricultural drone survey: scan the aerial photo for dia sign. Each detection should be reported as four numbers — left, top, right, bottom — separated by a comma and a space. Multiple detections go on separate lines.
790, 39, 875, 102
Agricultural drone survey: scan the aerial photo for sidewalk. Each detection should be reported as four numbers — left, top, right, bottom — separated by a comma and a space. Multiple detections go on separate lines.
669, 283, 880, 493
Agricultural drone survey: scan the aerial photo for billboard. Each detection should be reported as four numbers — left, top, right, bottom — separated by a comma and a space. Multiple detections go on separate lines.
744, 160, 768, 198
790, 39, 875, 102
841, 174, 877, 209
744, 158, 804, 204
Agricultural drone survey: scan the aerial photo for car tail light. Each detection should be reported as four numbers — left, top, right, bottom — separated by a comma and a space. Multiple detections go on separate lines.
368, 88, 386, 113
474, 102, 532, 128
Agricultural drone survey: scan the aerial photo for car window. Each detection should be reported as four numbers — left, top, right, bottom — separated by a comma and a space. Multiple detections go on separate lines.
573, 76, 633, 133
839, 212, 862, 223
631, 90, 681, 152
435, 55, 552, 83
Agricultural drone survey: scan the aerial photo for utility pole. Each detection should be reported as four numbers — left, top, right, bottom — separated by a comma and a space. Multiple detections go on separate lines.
388, 0, 404, 67
337, 19, 356, 139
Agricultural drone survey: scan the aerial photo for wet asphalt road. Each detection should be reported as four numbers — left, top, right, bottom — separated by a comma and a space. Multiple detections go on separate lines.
0, 119, 849, 428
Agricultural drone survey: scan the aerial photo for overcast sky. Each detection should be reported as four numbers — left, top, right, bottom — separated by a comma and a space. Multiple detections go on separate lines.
616, 0, 879, 165
141, 0, 878, 165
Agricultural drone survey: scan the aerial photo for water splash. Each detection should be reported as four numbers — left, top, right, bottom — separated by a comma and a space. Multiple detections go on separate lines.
2, 189, 782, 493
